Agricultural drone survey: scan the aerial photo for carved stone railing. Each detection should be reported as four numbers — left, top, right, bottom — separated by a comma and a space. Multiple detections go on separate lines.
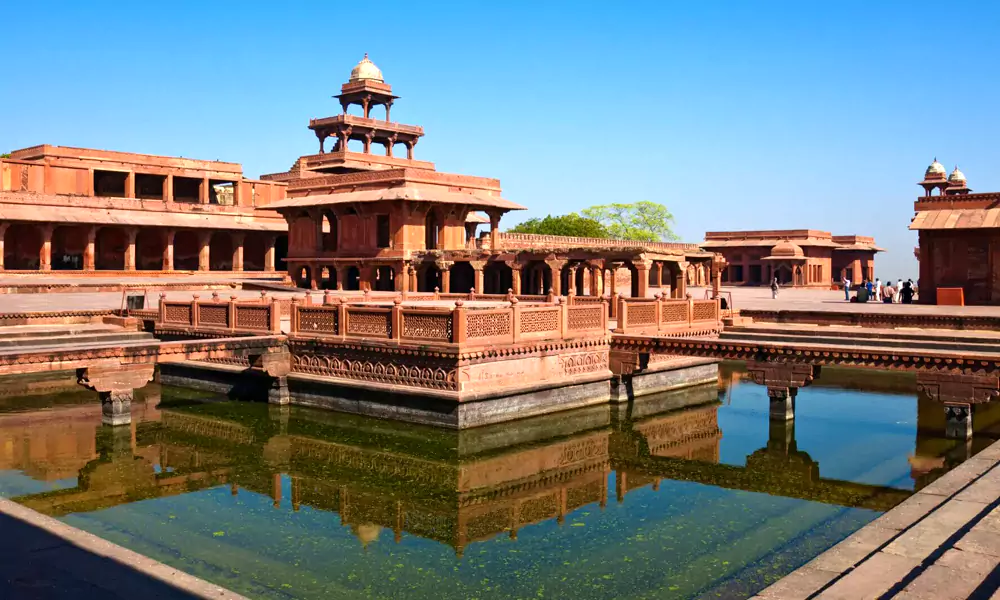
158, 293, 281, 333
289, 297, 608, 346
484, 232, 704, 254
614, 296, 722, 336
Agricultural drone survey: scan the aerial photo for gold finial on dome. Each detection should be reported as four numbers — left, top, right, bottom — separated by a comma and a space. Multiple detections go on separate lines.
949, 165, 966, 183
350, 53, 384, 83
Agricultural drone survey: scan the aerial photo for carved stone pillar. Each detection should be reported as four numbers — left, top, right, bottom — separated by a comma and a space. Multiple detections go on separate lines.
566, 265, 578, 295
264, 236, 276, 272
39, 224, 53, 271
77, 364, 155, 427
651, 262, 661, 287
546, 260, 566, 296
768, 387, 796, 421
163, 229, 175, 271
507, 262, 523, 295
408, 263, 419, 292
469, 260, 486, 293
673, 261, 689, 298
232, 232, 245, 272
488, 212, 501, 252
633, 259, 652, 298
198, 232, 211, 271
84, 226, 96, 271
945, 404, 973, 440
438, 261, 452, 293
124, 228, 137, 271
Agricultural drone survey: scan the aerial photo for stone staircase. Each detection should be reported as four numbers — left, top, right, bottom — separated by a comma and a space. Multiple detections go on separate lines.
0, 324, 156, 356
718, 323, 1000, 357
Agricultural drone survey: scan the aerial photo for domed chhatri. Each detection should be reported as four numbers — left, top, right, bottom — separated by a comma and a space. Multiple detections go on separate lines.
349, 53, 384, 83
925, 158, 946, 178
949, 166, 967, 183
770, 240, 805, 258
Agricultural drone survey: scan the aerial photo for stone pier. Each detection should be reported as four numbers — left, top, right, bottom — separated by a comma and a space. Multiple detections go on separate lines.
746, 361, 819, 422
77, 364, 155, 426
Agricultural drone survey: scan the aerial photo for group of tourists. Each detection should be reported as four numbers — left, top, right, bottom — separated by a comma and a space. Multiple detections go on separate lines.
842, 276, 916, 304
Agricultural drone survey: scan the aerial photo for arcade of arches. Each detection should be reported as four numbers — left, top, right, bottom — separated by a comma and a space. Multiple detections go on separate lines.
0, 222, 287, 272
287, 252, 720, 298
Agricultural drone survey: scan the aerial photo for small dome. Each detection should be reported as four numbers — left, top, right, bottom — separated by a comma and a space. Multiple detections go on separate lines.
770, 240, 804, 258
350, 54, 384, 83
948, 166, 966, 183
925, 158, 946, 178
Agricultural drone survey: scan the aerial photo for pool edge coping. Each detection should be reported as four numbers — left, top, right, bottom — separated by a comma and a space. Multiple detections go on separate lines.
0, 495, 248, 599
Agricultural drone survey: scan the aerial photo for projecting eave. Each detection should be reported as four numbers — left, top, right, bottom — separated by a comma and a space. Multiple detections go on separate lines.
910, 208, 1000, 231
262, 186, 526, 212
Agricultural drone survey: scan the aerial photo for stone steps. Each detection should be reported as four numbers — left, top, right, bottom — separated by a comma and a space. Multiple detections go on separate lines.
0, 324, 125, 341
0, 328, 155, 354
0, 336, 159, 358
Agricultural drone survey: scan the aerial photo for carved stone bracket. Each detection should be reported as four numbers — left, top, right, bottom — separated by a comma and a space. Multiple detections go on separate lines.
916, 372, 1000, 404
746, 361, 820, 390
78, 364, 155, 426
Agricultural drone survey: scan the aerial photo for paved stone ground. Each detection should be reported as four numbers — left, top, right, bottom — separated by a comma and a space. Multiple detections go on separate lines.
0, 497, 243, 599
755, 439, 1000, 600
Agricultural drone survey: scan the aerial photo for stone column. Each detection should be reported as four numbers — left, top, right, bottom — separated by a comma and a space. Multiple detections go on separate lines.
768, 387, 796, 421
125, 172, 135, 199
395, 264, 408, 292
265, 236, 276, 272
673, 261, 689, 298
38, 225, 53, 272
232, 232, 245, 272
200, 177, 210, 204
488, 212, 501, 251
508, 262, 522, 295
163, 229, 175, 271
408, 263, 418, 292
0, 223, 8, 271
651, 262, 661, 288
124, 228, 137, 271
77, 364, 155, 427
470, 261, 486, 294
335, 266, 347, 290
164, 174, 174, 203
438, 261, 452, 293
546, 260, 566, 296
945, 404, 973, 440
84, 226, 96, 271
634, 259, 651, 298
567, 265, 578, 296
198, 232, 211, 271
360, 265, 375, 291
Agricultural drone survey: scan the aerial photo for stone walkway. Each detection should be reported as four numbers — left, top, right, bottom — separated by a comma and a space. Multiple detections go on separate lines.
755, 439, 1000, 599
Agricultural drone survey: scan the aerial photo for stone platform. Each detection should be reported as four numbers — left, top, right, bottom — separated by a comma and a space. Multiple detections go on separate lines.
755, 437, 1000, 599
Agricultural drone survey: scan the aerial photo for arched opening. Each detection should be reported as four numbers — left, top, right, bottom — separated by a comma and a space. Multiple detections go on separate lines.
51, 226, 87, 270
323, 212, 338, 252
95, 227, 127, 270
484, 262, 513, 294
174, 231, 200, 271
296, 266, 312, 289
576, 265, 589, 295
451, 261, 475, 294
425, 210, 442, 250
420, 263, 441, 292
320, 266, 337, 290
243, 233, 268, 272
136, 229, 166, 271
775, 264, 793, 286
5, 223, 42, 270
345, 266, 361, 291
210, 232, 234, 271
375, 266, 395, 292
522, 261, 551, 295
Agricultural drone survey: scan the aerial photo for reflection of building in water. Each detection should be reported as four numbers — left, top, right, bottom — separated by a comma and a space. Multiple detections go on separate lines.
8, 383, 938, 553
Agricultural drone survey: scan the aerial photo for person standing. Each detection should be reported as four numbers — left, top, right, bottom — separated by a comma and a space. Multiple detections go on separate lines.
770, 276, 779, 299
874, 278, 882, 302
894, 278, 903, 303
901, 281, 914, 304
842, 276, 852, 301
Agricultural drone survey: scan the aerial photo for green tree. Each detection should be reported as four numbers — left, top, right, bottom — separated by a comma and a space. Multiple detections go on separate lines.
0, 153, 10, 159
507, 213, 610, 238
581, 201, 678, 242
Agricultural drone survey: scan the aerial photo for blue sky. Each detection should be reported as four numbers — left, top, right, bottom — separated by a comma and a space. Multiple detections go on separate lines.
3, 1, 999, 277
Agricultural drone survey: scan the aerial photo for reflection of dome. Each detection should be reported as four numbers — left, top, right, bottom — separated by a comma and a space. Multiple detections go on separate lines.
350, 54, 384, 82
948, 166, 966, 184
925, 158, 946, 178
770, 240, 804, 258
351, 524, 382, 548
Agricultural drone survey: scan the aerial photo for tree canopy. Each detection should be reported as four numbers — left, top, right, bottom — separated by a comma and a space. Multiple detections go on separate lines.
581, 201, 678, 242
507, 213, 610, 238
0, 153, 10, 159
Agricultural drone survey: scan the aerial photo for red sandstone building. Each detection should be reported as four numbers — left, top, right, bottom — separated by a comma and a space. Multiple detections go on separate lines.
702, 230, 882, 287
261, 55, 717, 297
911, 159, 1000, 305
0, 146, 288, 273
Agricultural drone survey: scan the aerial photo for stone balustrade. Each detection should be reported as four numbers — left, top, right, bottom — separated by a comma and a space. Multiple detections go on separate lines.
613, 296, 722, 336
158, 293, 281, 333
290, 297, 608, 346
